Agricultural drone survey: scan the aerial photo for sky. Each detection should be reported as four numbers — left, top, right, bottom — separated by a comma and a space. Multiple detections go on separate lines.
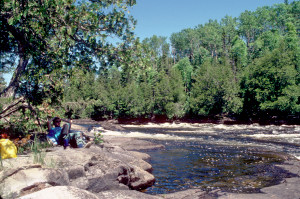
129, 0, 285, 40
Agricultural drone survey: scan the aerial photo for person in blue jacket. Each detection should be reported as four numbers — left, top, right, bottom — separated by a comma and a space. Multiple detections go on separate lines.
47, 117, 71, 149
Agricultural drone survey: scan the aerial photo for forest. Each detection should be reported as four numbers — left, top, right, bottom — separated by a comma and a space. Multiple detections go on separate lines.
0, 0, 299, 135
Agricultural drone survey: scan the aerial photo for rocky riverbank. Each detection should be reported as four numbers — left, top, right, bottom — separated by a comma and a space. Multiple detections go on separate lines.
0, 120, 299, 199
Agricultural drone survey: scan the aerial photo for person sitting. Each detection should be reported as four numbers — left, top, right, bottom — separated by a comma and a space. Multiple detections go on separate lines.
47, 117, 92, 149
47, 117, 71, 149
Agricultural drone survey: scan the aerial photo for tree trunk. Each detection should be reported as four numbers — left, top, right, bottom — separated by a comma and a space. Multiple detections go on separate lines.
0, 52, 28, 98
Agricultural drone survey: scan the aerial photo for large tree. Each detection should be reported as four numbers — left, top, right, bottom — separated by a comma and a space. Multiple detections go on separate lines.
0, 0, 136, 98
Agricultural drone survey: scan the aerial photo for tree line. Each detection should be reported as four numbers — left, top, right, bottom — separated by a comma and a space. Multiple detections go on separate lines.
63, 1, 299, 122
0, 0, 299, 135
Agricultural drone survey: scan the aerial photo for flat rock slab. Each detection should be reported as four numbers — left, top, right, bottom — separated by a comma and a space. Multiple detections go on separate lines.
18, 186, 99, 199
97, 190, 162, 199
159, 189, 208, 199
103, 136, 165, 151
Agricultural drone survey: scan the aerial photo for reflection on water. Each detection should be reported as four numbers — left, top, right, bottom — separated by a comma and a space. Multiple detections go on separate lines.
101, 123, 300, 194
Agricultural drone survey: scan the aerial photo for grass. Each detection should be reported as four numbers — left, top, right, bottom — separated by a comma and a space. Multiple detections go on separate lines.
31, 134, 47, 164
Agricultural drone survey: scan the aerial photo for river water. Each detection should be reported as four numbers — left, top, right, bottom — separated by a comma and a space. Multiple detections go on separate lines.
101, 123, 300, 194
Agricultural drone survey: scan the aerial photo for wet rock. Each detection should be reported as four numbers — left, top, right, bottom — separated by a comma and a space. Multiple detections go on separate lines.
217, 160, 300, 199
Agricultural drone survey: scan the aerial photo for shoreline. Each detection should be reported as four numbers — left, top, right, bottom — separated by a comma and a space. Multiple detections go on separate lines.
114, 115, 300, 126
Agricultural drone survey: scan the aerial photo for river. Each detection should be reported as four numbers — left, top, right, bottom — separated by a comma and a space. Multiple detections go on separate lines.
101, 123, 300, 194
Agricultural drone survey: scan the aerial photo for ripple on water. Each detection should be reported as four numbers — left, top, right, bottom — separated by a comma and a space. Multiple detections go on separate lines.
108, 123, 299, 194
145, 142, 296, 195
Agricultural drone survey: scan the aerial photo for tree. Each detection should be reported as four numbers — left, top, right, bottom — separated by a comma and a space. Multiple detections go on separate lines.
190, 61, 242, 116
173, 57, 193, 93
220, 15, 238, 59
230, 36, 248, 73
0, 0, 136, 98
142, 35, 170, 71
200, 20, 222, 60
241, 39, 299, 118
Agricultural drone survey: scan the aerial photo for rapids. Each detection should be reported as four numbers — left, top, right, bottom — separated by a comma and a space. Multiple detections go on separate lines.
100, 123, 300, 194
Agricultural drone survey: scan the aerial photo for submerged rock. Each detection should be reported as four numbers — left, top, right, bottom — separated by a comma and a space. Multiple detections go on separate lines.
217, 160, 300, 199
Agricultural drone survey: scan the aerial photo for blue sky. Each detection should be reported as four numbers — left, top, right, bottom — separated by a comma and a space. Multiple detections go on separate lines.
129, 0, 285, 40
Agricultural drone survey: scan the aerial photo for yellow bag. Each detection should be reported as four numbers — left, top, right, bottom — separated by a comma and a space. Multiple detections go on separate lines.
0, 139, 17, 159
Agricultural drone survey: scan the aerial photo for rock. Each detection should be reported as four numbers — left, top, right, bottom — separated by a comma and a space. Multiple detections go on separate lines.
109, 150, 153, 172
158, 189, 209, 199
98, 120, 125, 131
18, 186, 100, 199
103, 136, 165, 151
51, 146, 155, 193
0, 144, 155, 199
129, 166, 155, 190
96, 190, 162, 199
129, 151, 151, 162
0, 165, 69, 199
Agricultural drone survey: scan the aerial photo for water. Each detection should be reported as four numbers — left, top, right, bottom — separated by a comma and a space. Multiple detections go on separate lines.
101, 123, 300, 194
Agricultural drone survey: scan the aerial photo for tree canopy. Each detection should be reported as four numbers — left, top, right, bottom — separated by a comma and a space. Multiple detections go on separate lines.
0, 0, 136, 98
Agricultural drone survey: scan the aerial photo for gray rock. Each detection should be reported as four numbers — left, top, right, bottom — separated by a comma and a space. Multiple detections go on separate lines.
96, 190, 162, 199
159, 189, 209, 199
103, 136, 165, 151
129, 151, 151, 161
0, 166, 69, 199
55, 146, 155, 192
0, 144, 155, 199
110, 150, 153, 172
18, 186, 100, 199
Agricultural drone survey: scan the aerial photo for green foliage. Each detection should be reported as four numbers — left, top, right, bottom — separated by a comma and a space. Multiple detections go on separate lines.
94, 131, 104, 145
190, 61, 242, 116
2, 0, 299, 125
1, 0, 136, 98
173, 57, 193, 93
60, 1, 299, 122
230, 36, 248, 69
241, 35, 299, 116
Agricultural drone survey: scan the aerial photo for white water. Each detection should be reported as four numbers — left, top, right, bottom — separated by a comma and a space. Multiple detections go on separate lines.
95, 123, 300, 160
